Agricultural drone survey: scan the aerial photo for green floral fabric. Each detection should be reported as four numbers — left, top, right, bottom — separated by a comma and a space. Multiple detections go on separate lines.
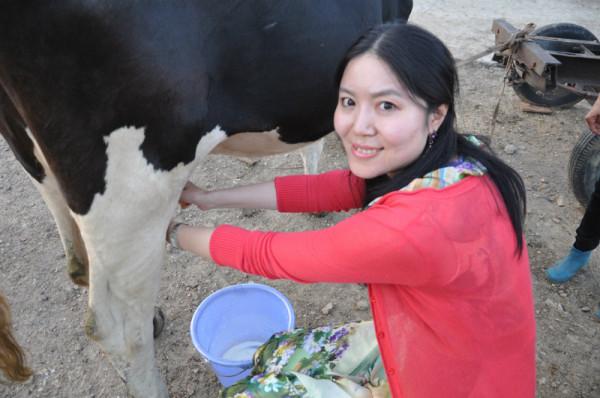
221, 320, 389, 398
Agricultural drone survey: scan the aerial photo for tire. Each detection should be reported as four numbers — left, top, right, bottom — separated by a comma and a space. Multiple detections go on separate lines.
512, 23, 598, 108
569, 130, 600, 207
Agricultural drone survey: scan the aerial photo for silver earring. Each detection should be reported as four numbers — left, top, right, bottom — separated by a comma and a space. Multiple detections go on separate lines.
427, 131, 437, 150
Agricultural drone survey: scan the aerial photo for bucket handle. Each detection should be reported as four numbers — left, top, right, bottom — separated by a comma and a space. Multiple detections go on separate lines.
220, 363, 254, 378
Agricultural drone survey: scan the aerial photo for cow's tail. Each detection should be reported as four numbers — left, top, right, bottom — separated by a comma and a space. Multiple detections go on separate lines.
0, 293, 32, 382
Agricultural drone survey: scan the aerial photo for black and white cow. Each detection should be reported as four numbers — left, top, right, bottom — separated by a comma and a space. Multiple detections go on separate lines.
0, 1, 412, 396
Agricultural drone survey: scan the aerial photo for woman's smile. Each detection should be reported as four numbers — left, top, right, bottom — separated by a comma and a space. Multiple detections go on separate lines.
351, 143, 383, 159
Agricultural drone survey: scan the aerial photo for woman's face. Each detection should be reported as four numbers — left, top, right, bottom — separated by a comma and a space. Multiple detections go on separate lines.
334, 54, 445, 179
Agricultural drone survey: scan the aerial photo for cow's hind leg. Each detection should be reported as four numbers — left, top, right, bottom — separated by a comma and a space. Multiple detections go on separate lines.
298, 137, 325, 175
29, 169, 90, 286
75, 126, 224, 397
0, 88, 89, 286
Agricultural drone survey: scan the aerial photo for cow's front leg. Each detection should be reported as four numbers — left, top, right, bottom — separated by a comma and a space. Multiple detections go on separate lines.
71, 126, 225, 397
82, 249, 165, 394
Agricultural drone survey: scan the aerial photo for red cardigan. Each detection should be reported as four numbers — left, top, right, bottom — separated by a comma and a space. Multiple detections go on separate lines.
210, 170, 536, 398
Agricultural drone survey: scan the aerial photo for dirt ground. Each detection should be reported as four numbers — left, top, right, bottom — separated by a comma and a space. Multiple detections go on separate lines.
1, 1, 599, 397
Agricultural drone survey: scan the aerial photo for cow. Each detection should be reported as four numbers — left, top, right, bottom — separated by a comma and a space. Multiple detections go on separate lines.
0, 1, 412, 396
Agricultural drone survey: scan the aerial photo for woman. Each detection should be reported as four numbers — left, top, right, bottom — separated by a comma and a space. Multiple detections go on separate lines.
169, 23, 536, 398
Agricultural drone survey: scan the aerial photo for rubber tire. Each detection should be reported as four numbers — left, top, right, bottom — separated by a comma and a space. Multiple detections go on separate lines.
512, 23, 598, 108
569, 130, 600, 207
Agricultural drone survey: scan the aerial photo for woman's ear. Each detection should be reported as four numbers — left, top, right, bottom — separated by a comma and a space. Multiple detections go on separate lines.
429, 104, 449, 132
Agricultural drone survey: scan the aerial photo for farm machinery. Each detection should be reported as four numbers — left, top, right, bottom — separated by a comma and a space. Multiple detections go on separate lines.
491, 19, 600, 206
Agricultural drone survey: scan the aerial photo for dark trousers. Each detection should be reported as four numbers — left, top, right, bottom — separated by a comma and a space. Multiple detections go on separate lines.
574, 176, 600, 251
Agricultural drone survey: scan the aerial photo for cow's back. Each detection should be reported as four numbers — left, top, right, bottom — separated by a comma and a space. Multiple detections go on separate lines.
0, 0, 411, 213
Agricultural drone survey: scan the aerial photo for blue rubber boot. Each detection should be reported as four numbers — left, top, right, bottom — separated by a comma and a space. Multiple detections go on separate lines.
545, 247, 592, 283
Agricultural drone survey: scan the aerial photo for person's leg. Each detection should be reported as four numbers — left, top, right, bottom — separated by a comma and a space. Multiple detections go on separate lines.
546, 177, 600, 283
574, 176, 600, 252
220, 321, 386, 398
545, 247, 592, 283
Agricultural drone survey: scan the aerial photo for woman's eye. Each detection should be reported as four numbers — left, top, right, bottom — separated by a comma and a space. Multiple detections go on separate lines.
379, 101, 396, 111
341, 97, 355, 107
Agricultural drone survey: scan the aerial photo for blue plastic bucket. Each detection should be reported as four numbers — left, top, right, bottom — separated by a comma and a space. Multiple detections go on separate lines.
190, 283, 295, 387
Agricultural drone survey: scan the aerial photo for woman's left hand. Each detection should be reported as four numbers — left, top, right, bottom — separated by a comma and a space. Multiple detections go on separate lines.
179, 181, 213, 210
166, 221, 185, 249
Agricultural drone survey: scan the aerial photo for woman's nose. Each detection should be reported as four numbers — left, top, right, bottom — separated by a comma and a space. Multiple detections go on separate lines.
353, 108, 375, 136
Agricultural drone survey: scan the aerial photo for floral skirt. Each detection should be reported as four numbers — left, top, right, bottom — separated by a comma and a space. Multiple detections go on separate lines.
221, 320, 390, 398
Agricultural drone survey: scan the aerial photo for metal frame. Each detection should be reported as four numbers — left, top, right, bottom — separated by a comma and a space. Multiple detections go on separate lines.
491, 19, 600, 96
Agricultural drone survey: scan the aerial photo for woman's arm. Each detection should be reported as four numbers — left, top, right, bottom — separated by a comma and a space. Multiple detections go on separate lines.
168, 222, 214, 258
205, 207, 457, 286
181, 181, 277, 210
180, 170, 365, 213
169, 201, 459, 286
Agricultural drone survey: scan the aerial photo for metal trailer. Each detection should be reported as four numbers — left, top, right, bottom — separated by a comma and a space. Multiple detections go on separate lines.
491, 19, 600, 207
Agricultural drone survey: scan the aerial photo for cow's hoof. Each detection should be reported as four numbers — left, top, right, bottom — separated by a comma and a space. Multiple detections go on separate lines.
153, 307, 165, 338
67, 255, 89, 286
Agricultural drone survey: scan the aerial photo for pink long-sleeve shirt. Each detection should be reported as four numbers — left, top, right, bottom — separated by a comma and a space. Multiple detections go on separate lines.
210, 170, 536, 398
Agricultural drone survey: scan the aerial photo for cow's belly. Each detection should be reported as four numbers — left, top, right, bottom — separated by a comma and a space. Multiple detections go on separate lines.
211, 129, 314, 158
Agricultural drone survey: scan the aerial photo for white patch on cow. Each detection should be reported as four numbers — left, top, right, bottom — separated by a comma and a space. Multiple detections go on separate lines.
194, 125, 231, 160
24, 128, 81, 260
76, 124, 227, 277
71, 125, 226, 398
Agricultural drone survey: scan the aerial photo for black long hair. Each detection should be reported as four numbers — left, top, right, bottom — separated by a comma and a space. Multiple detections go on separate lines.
336, 23, 527, 254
